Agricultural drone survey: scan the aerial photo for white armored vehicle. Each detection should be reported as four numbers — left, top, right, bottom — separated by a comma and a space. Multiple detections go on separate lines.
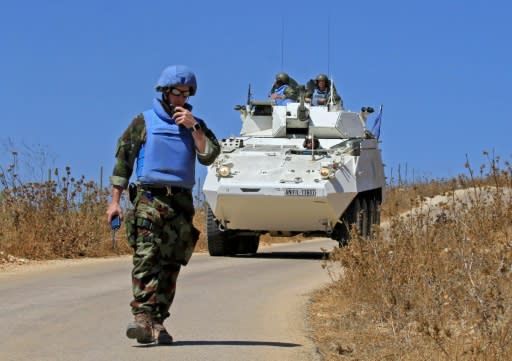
202, 85, 385, 256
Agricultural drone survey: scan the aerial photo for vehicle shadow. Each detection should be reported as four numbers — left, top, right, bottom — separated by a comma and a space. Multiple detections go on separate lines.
135, 340, 301, 348
235, 251, 330, 260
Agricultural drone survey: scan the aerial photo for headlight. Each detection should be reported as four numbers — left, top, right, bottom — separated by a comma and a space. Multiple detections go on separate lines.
320, 167, 330, 178
217, 165, 231, 177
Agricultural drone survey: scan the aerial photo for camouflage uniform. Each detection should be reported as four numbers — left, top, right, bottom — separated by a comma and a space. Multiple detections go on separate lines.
110, 110, 220, 322
269, 74, 299, 102
305, 75, 343, 108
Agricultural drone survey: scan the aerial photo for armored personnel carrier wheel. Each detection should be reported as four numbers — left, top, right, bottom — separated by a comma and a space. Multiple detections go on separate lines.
334, 198, 359, 247
375, 199, 381, 225
349, 196, 373, 238
206, 205, 233, 256
368, 198, 381, 238
233, 234, 260, 254
359, 197, 369, 238
335, 196, 371, 247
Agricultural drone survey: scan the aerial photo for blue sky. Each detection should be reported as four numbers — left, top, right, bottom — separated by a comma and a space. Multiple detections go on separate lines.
1, 0, 511, 187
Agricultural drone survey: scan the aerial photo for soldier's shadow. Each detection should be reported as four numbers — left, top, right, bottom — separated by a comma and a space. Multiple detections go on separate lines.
235, 251, 330, 260
135, 340, 301, 348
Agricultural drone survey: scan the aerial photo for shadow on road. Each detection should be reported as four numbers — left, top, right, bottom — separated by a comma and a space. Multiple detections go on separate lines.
236, 251, 330, 260
135, 340, 301, 348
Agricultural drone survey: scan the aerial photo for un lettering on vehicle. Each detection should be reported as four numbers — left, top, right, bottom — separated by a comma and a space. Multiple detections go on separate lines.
284, 188, 317, 197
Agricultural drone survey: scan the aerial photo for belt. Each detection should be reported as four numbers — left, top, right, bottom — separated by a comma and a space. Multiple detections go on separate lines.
138, 184, 190, 197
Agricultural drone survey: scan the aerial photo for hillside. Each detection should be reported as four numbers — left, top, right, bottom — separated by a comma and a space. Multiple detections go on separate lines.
309, 164, 512, 360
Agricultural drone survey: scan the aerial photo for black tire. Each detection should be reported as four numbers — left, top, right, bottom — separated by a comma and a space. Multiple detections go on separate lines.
348, 198, 361, 225
368, 198, 377, 238
228, 233, 260, 255
236, 235, 260, 254
335, 214, 350, 247
206, 205, 231, 256
336, 195, 381, 246
376, 200, 381, 226
349, 197, 361, 235
359, 197, 369, 238
337, 195, 377, 246
336, 197, 361, 247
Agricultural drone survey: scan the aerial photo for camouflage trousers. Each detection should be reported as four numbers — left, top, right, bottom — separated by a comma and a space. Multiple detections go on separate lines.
125, 187, 199, 321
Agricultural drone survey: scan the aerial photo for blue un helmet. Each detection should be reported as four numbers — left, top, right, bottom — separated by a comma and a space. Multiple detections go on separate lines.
155, 65, 197, 96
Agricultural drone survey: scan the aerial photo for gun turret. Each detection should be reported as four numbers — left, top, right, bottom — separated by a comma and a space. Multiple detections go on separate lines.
297, 85, 309, 122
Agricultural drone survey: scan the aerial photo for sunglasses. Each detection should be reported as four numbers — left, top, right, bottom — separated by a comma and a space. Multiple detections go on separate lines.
169, 88, 191, 97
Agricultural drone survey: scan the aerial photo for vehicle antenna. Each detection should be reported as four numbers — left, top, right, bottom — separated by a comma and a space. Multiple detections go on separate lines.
328, 76, 335, 108
281, 16, 285, 70
247, 83, 252, 105
327, 14, 331, 77
327, 14, 335, 109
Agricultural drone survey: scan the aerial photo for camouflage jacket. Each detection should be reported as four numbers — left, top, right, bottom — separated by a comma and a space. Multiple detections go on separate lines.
270, 77, 299, 101
305, 79, 343, 107
110, 110, 220, 189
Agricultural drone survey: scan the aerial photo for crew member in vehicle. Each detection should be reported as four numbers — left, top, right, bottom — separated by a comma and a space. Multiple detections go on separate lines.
305, 73, 343, 108
303, 135, 321, 150
269, 72, 299, 105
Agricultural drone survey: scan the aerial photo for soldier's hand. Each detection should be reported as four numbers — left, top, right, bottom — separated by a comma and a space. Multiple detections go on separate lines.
106, 202, 123, 224
173, 107, 196, 128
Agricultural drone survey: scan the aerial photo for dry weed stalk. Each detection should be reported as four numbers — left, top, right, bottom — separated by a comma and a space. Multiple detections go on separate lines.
0, 163, 130, 259
320, 154, 512, 360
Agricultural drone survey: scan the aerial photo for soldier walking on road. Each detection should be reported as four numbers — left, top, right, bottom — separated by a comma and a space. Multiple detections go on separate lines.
106, 65, 220, 345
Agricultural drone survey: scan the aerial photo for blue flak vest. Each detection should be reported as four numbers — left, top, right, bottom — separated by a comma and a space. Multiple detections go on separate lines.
273, 84, 293, 105
136, 109, 196, 188
312, 88, 329, 106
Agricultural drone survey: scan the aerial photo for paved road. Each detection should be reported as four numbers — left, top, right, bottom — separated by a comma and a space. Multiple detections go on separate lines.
0, 239, 338, 361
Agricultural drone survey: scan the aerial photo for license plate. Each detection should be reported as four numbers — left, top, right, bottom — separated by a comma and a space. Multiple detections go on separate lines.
285, 188, 317, 197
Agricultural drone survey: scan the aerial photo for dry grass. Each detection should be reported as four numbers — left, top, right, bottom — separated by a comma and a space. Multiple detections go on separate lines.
0, 166, 131, 261
310, 154, 512, 360
0, 162, 302, 263
3, 150, 512, 360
